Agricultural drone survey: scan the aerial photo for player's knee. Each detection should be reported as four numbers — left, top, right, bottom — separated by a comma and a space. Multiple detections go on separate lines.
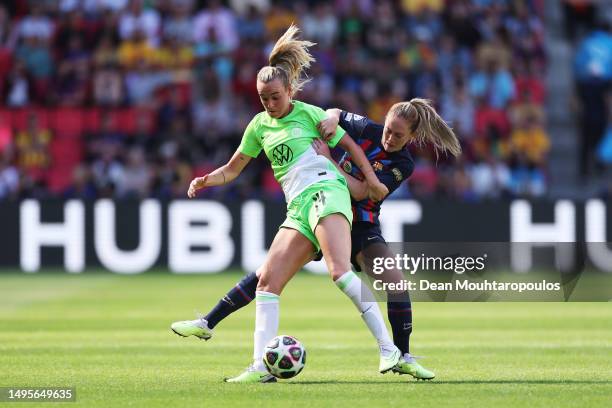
256, 267, 282, 294
328, 261, 351, 281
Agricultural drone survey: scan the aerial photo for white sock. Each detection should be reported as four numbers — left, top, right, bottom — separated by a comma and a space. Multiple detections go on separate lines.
252, 291, 279, 371
335, 271, 395, 352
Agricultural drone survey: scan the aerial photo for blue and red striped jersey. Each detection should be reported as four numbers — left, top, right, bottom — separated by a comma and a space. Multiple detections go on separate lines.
337, 111, 414, 225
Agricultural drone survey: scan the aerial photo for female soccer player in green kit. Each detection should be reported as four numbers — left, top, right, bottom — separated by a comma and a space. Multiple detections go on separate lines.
183, 25, 402, 383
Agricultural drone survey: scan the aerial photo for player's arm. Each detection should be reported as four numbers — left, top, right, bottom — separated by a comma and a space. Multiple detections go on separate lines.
312, 139, 369, 201
188, 150, 251, 198
336, 135, 388, 201
317, 108, 342, 139
318, 108, 369, 142
316, 109, 387, 201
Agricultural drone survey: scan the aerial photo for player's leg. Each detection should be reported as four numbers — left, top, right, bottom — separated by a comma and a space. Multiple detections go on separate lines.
314, 213, 401, 373
170, 270, 260, 340
357, 242, 435, 380
226, 227, 314, 383
357, 240, 413, 355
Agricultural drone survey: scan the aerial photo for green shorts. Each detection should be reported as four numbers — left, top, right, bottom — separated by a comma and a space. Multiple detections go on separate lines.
280, 179, 353, 253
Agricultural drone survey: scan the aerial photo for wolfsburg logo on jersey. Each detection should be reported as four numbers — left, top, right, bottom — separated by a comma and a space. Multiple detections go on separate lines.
272, 144, 293, 165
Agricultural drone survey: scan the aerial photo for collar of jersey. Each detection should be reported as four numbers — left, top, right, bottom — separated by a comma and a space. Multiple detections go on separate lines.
267, 101, 298, 123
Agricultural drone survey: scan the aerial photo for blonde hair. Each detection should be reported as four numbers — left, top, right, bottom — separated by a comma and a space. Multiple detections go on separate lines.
389, 98, 462, 157
257, 25, 315, 96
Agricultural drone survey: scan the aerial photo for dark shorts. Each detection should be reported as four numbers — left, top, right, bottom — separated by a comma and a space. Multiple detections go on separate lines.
312, 221, 387, 271
350, 221, 387, 271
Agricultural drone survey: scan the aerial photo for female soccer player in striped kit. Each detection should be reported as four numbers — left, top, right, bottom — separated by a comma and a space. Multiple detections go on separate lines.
177, 25, 402, 383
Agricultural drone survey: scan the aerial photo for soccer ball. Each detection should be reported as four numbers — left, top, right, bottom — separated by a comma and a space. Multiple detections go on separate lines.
263, 335, 306, 379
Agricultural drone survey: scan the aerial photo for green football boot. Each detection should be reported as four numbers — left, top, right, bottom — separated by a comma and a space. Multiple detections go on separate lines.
170, 317, 213, 340
224, 364, 277, 383
393, 354, 435, 380
379, 345, 402, 373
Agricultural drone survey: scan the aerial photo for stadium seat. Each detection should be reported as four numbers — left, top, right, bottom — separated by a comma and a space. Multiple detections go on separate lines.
117, 108, 155, 134
83, 109, 103, 132
0, 109, 12, 128
52, 109, 86, 139
47, 166, 75, 192
11, 108, 51, 130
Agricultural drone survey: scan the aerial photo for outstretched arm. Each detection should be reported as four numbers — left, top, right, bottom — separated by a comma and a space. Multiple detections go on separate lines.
188, 150, 252, 198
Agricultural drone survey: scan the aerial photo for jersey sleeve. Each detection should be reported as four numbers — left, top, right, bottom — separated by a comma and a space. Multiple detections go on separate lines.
377, 158, 414, 195
339, 111, 372, 140
306, 103, 345, 148
237, 115, 262, 158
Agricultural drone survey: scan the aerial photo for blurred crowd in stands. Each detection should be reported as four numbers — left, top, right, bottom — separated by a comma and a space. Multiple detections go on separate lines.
0, 0, 551, 201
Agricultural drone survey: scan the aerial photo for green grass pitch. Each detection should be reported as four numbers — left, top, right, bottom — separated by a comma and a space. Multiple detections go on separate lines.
1, 271, 611, 407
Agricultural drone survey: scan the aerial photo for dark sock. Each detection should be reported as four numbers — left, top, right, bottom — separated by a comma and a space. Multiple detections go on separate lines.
204, 272, 259, 329
387, 291, 412, 355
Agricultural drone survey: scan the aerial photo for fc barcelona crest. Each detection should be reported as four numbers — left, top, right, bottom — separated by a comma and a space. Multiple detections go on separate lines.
373, 161, 383, 172
343, 161, 352, 173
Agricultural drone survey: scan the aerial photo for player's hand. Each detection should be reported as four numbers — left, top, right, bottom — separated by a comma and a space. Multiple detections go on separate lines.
187, 175, 209, 198
312, 138, 332, 160
317, 116, 339, 141
367, 180, 389, 202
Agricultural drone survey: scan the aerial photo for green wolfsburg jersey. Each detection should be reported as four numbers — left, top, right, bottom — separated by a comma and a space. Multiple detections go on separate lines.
238, 100, 346, 203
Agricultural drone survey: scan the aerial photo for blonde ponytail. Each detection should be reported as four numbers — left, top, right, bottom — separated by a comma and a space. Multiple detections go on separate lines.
389, 98, 462, 157
257, 24, 316, 96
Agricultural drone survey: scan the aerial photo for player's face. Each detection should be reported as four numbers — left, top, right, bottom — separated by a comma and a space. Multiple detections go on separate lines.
257, 78, 292, 119
382, 114, 411, 152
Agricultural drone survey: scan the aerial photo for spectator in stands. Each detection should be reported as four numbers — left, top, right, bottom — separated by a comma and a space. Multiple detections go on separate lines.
510, 111, 550, 166
442, 82, 475, 139
92, 8, 121, 48
54, 36, 90, 106
93, 62, 124, 106
193, 0, 238, 52
562, 0, 596, 42
302, 3, 338, 49
63, 164, 98, 199
90, 138, 124, 198
0, 5, 12, 46
443, 1, 481, 50
163, 0, 195, 46
10, 3, 54, 48
114, 145, 151, 198
513, 59, 545, 105
469, 58, 515, 109
4, 60, 32, 107
155, 33, 194, 71
118, 29, 156, 68
235, 4, 266, 42
118, 0, 161, 47
125, 58, 171, 106
192, 67, 233, 142
14, 112, 52, 185
55, 8, 93, 55
0, 151, 20, 200
15, 36, 54, 103
508, 154, 546, 198
263, 2, 296, 39
469, 154, 511, 199
574, 20, 612, 177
